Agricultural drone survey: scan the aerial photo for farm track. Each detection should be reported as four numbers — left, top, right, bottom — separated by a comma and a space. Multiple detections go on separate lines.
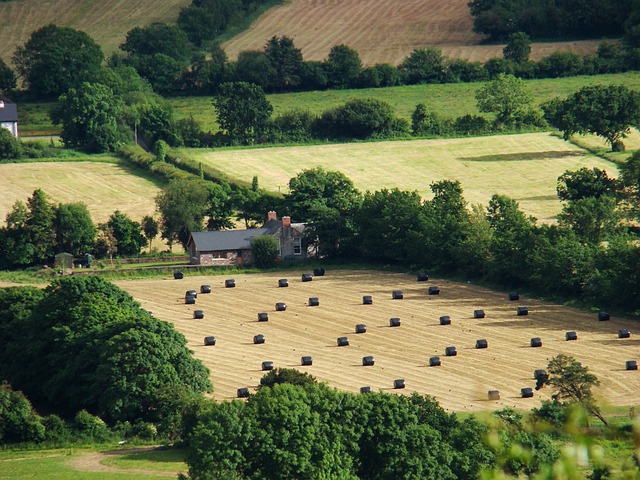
117, 270, 640, 412
222, 0, 601, 64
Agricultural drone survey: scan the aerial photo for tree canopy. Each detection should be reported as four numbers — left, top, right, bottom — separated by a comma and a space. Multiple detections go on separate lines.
214, 82, 273, 144
543, 84, 640, 151
13, 24, 104, 98
475, 73, 537, 127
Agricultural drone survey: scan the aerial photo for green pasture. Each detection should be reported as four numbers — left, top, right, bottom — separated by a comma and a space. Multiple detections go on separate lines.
0, 447, 186, 479
16, 72, 640, 136
170, 72, 640, 133
175, 131, 621, 223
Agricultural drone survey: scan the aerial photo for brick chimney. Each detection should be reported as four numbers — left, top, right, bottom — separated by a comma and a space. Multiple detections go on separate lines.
282, 216, 291, 228
267, 211, 277, 221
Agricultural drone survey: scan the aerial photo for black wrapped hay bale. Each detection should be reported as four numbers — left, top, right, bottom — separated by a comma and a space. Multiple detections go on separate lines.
534, 369, 546, 380
439, 315, 451, 325
193, 310, 204, 319
275, 302, 287, 311
362, 355, 375, 366
488, 390, 500, 400
301, 356, 313, 366
185, 295, 196, 305
565, 331, 578, 341
173, 271, 184, 280
200, 284, 212, 294
474, 309, 485, 319
598, 310, 610, 321
204, 336, 216, 346
313, 268, 325, 277
517, 306, 529, 316
362, 295, 373, 305
302, 273, 313, 282
237, 387, 250, 398
476, 339, 488, 349
258, 312, 269, 322
392, 290, 403, 300
445, 346, 457, 356
360, 386, 372, 394
253, 334, 265, 344
417, 272, 429, 282
389, 317, 401, 327
262, 361, 274, 371
521, 387, 534, 398
355, 324, 367, 334
278, 278, 289, 287
619, 329, 631, 339
309, 297, 320, 307
509, 291, 519, 301
186, 290, 198, 298
530, 337, 542, 347
393, 379, 405, 389
225, 279, 236, 288
428, 286, 440, 295
626, 360, 638, 370
337, 336, 349, 347
429, 356, 441, 366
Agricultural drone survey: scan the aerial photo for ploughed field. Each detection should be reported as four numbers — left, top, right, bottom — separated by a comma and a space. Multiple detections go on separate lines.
222, 0, 600, 65
117, 270, 640, 412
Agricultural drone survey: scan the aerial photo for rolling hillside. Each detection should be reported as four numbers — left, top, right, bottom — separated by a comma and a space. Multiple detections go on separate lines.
221, 0, 601, 65
0, 0, 188, 64
179, 132, 622, 223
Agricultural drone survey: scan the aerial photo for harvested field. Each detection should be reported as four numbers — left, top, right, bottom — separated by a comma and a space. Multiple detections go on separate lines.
184, 132, 619, 223
222, 0, 600, 65
0, 0, 188, 64
117, 270, 640, 412
0, 161, 162, 223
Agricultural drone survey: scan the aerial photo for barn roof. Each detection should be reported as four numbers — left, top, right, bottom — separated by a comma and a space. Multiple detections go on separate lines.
0, 100, 18, 122
188, 229, 270, 252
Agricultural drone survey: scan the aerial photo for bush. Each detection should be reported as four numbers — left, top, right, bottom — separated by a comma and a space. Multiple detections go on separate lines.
269, 109, 316, 143
250, 235, 279, 268
258, 368, 318, 390
453, 114, 492, 135
312, 98, 403, 140
73, 410, 109, 440
0, 127, 22, 160
0, 383, 45, 444
531, 399, 568, 429
42, 414, 71, 443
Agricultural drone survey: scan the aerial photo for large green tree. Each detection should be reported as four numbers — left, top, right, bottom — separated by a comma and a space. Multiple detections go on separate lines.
26, 189, 56, 264
0, 58, 17, 94
121, 23, 190, 61
264, 36, 304, 91
323, 44, 362, 89
50, 82, 124, 153
556, 167, 623, 202
503, 32, 531, 63
55, 202, 96, 256
398, 47, 450, 84
156, 178, 210, 249
544, 84, 640, 151
106, 211, 146, 257
475, 73, 537, 127
13, 24, 104, 98
214, 82, 273, 144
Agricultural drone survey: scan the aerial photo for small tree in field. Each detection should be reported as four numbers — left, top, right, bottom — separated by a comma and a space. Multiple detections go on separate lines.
475, 73, 537, 127
545, 353, 607, 426
141, 215, 159, 251
250, 235, 279, 268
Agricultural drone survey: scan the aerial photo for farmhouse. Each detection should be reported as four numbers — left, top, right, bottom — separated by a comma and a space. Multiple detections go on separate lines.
187, 211, 306, 265
0, 98, 18, 137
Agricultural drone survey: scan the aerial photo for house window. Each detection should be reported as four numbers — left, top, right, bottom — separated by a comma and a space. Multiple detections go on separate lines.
293, 238, 302, 255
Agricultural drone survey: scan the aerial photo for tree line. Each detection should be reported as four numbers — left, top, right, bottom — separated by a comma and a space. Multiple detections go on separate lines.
468, 0, 637, 41
2, 23, 639, 103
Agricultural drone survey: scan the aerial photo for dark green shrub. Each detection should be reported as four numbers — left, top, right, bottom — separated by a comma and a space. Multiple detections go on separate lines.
258, 368, 317, 390
453, 114, 492, 135
250, 235, 279, 268
0, 127, 22, 160
73, 409, 109, 440
313, 98, 402, 140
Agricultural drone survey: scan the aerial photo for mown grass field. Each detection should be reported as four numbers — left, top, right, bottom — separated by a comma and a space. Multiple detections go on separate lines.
116, 269, 640, 412
0, 447, 185, 479
0, 160, 164, 223
221, 0, 601, 65
169, 72, 640, 133
178, 132, 621, 222
0, 0, 188, 64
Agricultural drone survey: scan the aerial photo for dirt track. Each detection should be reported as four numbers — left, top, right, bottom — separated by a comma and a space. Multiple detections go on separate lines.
117, 270, 640, 412
67, 447, 178, 477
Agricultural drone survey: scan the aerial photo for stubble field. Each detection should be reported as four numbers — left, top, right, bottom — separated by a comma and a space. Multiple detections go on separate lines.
222, 0, 601, 65
117, 270, 640, 412
181, 132, 620, 223
0, 161, 163, 223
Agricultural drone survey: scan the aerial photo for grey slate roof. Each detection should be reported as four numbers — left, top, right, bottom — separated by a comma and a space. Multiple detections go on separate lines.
0, 101, 18, 122
189, 229, 269, 252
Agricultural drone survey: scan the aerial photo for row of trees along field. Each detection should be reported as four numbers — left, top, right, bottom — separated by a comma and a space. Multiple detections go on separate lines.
2, 22, 640, 102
